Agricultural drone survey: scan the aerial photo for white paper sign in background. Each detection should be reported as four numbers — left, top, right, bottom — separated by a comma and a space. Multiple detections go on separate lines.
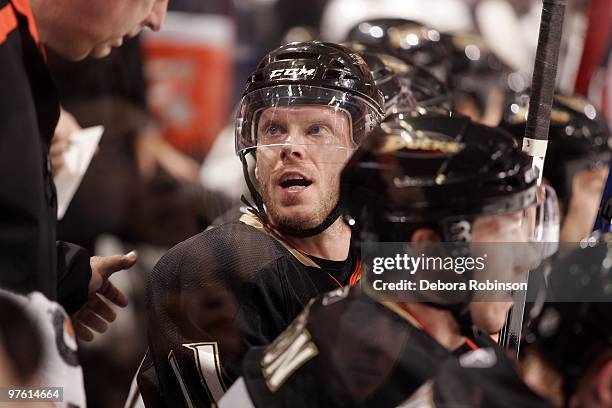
54, 126, 104, 220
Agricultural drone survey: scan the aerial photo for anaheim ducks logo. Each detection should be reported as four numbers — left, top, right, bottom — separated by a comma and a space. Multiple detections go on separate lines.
451, 34, 489, 52
507, 102, 571, 125
349, 52, 367, 66
377, 53, 409, 74
554, 94, 599, 120
381, 132, 464, 156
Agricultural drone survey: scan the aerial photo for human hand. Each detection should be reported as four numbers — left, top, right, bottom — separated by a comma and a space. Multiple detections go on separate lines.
71, 251, 138, 341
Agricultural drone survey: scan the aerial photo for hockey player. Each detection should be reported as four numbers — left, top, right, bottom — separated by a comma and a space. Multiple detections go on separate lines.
138, 41, 385, 407
520, 237, 612, 407
501, 92, 611, 242
344, 41, 452, 111
400, 235, 612, 408
345, 19, 512, 125
354, 50, 417, 114
442, 33, 511, 126
218, 111, 556, 407
344, 18, 450, 81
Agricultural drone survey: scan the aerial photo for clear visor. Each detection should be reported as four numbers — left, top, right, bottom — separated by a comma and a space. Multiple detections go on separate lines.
469, 186, 560, 245
236, 85, 383, 155
359, 186, 561, 305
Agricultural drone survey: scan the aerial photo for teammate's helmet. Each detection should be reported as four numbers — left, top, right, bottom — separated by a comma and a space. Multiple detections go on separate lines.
235, 41, 385, 237
340, 111, 547, 334
345, 18, 449, 74
344, 41, 452, 111
341, 111, 537, 243
522, 234, 612, 402
500, 92, 611, 211
236, 41, 385, 156
445, 34, 511, 116
343, 48, 416, 114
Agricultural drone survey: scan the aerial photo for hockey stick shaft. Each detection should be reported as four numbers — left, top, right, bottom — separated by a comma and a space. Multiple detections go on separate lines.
503, 0, 567, 356
522, 0, 567, 184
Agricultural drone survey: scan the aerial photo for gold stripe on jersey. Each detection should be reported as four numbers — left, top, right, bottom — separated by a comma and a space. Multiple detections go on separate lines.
380, 302, 425, 330
240, 214, 321, 269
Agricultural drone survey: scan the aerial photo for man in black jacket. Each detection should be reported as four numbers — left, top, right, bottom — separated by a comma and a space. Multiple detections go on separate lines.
0, 0, 167, 339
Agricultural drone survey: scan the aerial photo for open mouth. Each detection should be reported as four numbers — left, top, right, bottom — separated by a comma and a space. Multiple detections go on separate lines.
279, 173, 313, 192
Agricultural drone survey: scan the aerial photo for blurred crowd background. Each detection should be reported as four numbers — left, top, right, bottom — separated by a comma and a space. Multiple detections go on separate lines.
41, 0, 610, 406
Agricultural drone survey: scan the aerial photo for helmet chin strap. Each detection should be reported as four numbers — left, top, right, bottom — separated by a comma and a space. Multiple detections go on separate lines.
240, 153, 269, 226
240, 152, 342, 238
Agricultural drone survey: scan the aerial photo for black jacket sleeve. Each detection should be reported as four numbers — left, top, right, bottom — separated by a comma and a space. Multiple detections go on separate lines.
0, 0, 59, 300
56, 241, 91, 315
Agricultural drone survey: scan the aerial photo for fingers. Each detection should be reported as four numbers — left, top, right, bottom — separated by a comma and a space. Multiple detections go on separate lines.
99, 280, 129, 308
50, 136, 70, 176
77, 251, 136, 341
73, 322, 94, 342
71, 294, 121, 342
50, 137, 70, 156
75, 307, 108, 333
50, 156, 65, 176
87, 294, 117, 322
90, 251, 138, 280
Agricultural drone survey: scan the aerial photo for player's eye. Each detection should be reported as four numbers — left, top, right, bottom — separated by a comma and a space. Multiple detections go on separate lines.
307, 124, 328, 136
264, 123, 285, 137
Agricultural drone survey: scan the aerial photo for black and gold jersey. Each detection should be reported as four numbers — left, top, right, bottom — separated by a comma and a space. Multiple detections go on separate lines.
403, 345, 553, 407
140, 214, 361, 407
237, 287, 458, 408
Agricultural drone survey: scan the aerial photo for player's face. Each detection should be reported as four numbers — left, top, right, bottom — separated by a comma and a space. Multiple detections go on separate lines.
470, 209, 538, 333
38, 0, 168, 60
255, 106, 353, 234
561, 165, 608, 242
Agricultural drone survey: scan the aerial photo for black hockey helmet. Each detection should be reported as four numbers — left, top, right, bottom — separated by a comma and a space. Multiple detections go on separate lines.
236, 41, 385, 155
345, 18, 449, 75
339, 44, 416, 113
340, 111, 552, 334
340, 111, 538, 243
445, 34, 511, 117
235, 41, 385, 237
344, 40, 452, 111
500, 92, 611, 211
522, 234, 612, 402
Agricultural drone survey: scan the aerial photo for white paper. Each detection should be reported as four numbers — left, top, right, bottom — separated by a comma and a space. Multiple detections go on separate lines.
54, 126, 104, 220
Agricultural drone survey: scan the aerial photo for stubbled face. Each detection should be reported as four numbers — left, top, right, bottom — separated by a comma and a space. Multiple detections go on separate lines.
37, 0, 168, 60
470, 209, 538, 333
255, 106, 353, 235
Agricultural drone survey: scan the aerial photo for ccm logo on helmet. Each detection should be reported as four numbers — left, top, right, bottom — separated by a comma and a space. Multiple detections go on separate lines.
270, 67, 316, 80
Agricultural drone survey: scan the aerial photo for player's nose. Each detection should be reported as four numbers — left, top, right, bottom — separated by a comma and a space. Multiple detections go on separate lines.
143, 0, 168, 31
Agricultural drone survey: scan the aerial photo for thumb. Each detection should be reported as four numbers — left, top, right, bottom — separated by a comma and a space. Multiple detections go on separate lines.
91, 251, 138, 280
